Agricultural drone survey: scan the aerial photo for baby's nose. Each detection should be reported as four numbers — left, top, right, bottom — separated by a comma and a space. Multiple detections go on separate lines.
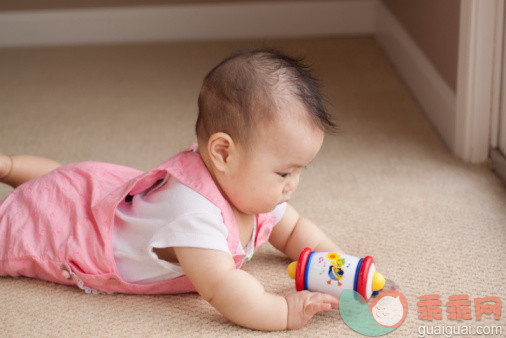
283, 176, 299, 193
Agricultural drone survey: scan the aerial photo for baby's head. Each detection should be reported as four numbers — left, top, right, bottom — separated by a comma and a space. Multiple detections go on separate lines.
196, 48, 335, 214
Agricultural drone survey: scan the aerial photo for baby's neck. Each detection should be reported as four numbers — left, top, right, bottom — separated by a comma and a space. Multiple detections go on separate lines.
232, 206, 255, 248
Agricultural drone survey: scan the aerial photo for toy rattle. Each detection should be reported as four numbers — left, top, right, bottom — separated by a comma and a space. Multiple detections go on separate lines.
287, 248, 385, 302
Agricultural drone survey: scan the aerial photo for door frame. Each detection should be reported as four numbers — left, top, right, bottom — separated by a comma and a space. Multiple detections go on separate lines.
455, 0, 504, 163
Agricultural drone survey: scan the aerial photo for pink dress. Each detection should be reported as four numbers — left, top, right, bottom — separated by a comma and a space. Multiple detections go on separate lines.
0, 144, 276, 294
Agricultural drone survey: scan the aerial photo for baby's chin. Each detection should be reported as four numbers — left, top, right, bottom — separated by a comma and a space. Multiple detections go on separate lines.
230, 196, 284, 214
262, 203, 285, 213
235, 204, 280, 215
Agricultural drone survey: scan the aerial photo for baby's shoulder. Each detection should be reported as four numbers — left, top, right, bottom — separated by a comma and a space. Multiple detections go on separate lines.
147, 176, 222, 217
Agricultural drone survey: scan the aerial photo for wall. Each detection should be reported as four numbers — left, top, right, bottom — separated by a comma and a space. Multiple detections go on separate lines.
0, 0, 313, 11
0, 1, 375, 47
382, 0, 460, 92
5, 0, 460, 93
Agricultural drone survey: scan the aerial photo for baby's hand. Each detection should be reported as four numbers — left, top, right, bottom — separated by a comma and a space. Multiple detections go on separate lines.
285, 290, 339, 330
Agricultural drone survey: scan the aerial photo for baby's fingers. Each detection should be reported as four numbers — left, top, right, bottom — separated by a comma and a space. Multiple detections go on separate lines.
329, 296, 339, 309
304, 293, 339, 316
285, 291, 339, 330
310, 292, 339, 309
305, 302, 332, 316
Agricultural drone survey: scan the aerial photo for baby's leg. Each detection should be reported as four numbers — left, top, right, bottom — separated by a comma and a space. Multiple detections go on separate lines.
0, 154, 61, 188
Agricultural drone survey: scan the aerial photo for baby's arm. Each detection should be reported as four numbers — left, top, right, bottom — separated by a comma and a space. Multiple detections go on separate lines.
174, 246, 338, 330
269, 204, 343, 261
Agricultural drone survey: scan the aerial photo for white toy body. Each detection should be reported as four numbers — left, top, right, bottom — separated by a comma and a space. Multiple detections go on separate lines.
288, 248, 385, 302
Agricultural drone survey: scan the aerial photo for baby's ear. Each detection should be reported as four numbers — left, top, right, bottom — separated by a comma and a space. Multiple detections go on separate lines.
208, 132, 235, 172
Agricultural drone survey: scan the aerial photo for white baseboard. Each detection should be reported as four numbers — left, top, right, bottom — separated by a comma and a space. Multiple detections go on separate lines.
0, 0, 375, 47
491, 148, 506, 185
374, 1, 457, 152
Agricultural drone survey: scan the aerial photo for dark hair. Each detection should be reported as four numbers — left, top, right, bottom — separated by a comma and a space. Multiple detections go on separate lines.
195, 48, 335, 146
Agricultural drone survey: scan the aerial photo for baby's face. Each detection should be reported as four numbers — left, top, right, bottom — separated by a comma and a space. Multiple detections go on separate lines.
224, 106, 325, 215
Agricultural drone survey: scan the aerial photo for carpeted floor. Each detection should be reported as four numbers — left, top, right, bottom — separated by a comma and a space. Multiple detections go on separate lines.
0, 37, 505, 337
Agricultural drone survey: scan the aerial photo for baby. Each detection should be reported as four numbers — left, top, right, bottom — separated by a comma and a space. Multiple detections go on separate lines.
0, 48, 342, 331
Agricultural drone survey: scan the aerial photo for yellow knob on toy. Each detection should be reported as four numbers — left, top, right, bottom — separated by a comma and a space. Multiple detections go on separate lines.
287, 261, 297, 279
372, 271, 385, 291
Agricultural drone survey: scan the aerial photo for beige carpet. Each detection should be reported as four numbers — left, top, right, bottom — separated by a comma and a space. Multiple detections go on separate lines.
0, 37, 505, 337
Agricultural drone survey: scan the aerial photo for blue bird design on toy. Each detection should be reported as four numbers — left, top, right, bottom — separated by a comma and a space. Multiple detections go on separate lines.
328, 258, 345, 285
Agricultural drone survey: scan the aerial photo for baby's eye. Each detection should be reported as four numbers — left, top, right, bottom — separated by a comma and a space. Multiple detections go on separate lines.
277, 172, 290, 178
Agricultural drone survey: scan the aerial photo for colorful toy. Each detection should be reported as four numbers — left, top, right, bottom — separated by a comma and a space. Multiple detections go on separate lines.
287, 248, 385, 302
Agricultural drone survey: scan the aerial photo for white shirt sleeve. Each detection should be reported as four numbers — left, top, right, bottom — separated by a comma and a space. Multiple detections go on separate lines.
113, 177, 231, 284
150, 212, 230, 254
